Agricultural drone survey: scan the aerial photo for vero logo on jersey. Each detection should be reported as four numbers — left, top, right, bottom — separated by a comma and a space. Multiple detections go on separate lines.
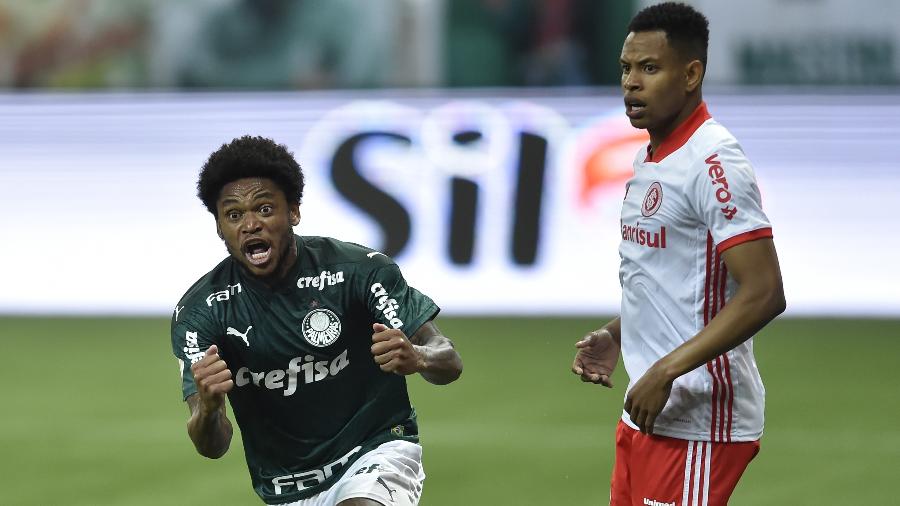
705, 153, 738, 220
370, 283, 404, 329
234, 349, 350, 396
297, 270, 345, 290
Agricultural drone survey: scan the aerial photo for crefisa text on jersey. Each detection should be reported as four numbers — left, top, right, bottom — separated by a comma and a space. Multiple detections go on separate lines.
370, 283, 404, 329
235, 349, 351, 396
297, 270, 345, 290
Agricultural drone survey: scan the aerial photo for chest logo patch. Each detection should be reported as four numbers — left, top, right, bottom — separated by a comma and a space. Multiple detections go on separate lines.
301, 308, 342, 347
641, 181, 663, 217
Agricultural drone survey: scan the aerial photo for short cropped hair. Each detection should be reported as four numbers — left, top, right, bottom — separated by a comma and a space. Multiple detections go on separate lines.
197, 135, 305, 215
628, 2, 709, 70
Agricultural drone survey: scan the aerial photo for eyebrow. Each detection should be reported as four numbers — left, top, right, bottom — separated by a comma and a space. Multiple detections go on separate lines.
620, 57, 659, 65
220, 190, 277, 206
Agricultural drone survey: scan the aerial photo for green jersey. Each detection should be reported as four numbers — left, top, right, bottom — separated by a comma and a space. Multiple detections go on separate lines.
170, 235, 439, 504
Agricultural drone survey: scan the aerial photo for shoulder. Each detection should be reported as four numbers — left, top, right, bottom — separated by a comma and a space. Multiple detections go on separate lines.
171, 257, 236, 327
301, 235, 398, 271
690, 119, 748, 165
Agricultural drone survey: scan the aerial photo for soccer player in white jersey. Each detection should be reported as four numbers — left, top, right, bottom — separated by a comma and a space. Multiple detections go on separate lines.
571, 3, 786, 505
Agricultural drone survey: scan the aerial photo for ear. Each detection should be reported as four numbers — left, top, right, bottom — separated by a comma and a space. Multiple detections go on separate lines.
289, 203, 301, 227
685, 59, 704, 93
216, 222, 224, 240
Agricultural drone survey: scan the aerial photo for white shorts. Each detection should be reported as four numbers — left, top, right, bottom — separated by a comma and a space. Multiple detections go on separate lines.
282, 440, 425, 506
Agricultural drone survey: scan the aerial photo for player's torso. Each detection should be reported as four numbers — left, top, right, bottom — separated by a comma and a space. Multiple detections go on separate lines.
617, 121, 767, 442
208, 268, 367, 407
619, 146, 708, 330
199, 238, 412, 441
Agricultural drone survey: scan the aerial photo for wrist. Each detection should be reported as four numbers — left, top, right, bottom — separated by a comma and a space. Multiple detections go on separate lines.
412, 344, 428, 373
653, 357, 680, 384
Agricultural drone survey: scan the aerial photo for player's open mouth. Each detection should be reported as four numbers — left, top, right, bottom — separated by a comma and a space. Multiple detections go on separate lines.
625, 98, 647, 118
243, 239, 272, 266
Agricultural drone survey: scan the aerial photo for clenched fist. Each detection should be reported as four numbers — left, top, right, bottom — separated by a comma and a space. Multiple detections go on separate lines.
371, 323, 425, 375
190, 345, 234, 414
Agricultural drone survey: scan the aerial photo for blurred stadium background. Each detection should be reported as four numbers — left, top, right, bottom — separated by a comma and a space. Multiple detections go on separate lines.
1, 0, 898, 505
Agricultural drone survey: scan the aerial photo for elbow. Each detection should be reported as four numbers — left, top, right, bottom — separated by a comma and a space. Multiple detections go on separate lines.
448, 360, 463, 384
428, 357, 463, 385
193, 437, 231, 459
199, 446, 229, 460
765, 284, 787, 321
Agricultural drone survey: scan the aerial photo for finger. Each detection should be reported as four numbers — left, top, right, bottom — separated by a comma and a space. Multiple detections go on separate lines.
623, 396, 633, 415
373, 349, 396, 365
575, 334, 596, 348
598, 375, 614, 388
372, 328, 397, 343
206, 344, 218, 356
200, 368, 233, 388
371, 339, 402, 356
373, 323, 389, 333
379, 357, 407, 375
645, 413, 657, 435
572, 364, 583, 375
632, 408, 645, 433
208, 378, 234, 395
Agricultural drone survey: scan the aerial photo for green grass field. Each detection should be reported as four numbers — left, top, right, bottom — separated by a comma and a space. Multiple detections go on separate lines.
1, 316, 898, 505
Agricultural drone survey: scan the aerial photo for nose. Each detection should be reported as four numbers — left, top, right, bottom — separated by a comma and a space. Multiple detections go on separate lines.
241, 214, 262, 234
622, 71, 641, 92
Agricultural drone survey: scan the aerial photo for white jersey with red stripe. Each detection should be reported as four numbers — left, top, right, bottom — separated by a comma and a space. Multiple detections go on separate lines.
618, 102, 772, 442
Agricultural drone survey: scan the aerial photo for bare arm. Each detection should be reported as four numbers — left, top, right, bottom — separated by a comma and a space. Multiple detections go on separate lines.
625, 238, 785, 433
186, 345, 235, 458
371, 321, 463, 385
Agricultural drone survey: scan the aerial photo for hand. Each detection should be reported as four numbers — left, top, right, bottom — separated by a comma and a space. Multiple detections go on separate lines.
190, 345, 234, 415
623, 362, 673, 435
572, 329, 620, 387
371, 323, 425, 375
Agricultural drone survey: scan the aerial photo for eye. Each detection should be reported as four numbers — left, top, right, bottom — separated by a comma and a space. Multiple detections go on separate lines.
259, 204, 273, 215
227, 210, 242, 221
643, 64, 657, 73
621, 63, 631, 74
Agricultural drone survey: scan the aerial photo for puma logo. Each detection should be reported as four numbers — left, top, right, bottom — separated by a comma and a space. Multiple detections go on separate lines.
367, 251, 386, 259
226, 325, 253, 347
376, 476, 396, 502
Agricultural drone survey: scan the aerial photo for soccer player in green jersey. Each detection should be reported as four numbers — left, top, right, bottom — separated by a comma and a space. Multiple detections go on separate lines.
171, 135, 463, 506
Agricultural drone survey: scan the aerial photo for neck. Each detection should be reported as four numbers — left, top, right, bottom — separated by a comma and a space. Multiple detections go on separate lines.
256, 236, 298, 289
648, 94, 702, 154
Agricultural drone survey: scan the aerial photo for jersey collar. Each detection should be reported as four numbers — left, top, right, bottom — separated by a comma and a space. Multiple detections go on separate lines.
644, 102, 712, 163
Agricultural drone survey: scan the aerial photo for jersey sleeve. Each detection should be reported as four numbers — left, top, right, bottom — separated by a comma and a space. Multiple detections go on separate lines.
364, 263, 440, 337
688, 142, 773, 255
170, 305, 220, 401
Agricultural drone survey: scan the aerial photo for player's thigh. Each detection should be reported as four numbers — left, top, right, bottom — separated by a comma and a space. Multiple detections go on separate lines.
329, 440, 426, 506
610, 421, 636, 506
619, 427, 759, 506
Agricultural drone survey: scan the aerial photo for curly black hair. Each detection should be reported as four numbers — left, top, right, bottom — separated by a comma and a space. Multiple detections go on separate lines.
197, 135, 305, 215
628, 2, 709, 70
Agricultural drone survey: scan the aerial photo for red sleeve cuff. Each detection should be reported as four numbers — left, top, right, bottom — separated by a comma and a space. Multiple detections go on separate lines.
717, 227, 773, 255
